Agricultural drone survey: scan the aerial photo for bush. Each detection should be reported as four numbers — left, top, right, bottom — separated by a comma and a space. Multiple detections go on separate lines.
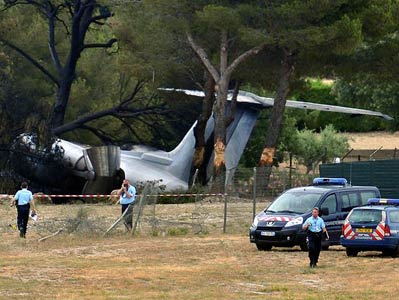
167, 227, 189, 236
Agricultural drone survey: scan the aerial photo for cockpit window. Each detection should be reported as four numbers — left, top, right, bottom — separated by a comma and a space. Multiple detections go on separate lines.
266, 190, 323, 214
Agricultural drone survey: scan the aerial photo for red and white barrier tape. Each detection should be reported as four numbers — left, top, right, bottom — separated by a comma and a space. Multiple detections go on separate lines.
0, 193, 226, 198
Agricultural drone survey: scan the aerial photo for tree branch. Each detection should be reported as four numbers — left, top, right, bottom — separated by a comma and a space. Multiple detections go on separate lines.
0, 37, 59, 86
0, 0, 49, 13
134, 116, 171, 146
186, 31, 220, 82
225, 43, 267, 78
48, 13, 62, 72
82, 38, 117, 50
53, 105, 166, 136
120, 79, 146, 106
89, 12, 113, 24
116, 117, 144, 144
53, 106, 115, 135
55, 14, 71, 35
80, 125, 115, 144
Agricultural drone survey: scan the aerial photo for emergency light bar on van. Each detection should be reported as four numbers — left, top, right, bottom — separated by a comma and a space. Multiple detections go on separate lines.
367, 198, 399, 205
312, 177, 348, 186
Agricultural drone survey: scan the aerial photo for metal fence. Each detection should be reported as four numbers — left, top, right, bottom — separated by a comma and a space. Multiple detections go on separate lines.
0, 166, 316, 239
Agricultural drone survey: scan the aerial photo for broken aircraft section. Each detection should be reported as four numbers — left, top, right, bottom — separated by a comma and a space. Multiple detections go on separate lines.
7, 90, 392, 194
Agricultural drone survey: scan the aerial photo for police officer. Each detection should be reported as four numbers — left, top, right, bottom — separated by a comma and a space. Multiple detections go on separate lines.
117, 179, 136, 230
10, 182, 36, 238
303, 207, 329, 268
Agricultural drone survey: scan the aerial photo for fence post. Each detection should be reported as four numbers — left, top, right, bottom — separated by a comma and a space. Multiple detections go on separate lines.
191, 168, 199, 188
252, 166, 257, 219
289, 152, 293, 188
223, 169, 230, 233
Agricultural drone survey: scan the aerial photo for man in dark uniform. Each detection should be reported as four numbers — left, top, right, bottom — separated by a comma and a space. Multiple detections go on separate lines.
303, 207, 329, 268
10, 182, 36, 238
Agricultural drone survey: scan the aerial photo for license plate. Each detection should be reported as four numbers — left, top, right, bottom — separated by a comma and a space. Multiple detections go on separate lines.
261, 231, 275, 236
356, 228, 372, 233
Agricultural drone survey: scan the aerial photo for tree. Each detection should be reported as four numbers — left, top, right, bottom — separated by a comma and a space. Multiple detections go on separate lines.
0, 0, 117, 144
294, 125, 349, 173
256, 0, 398, 189
185, 4, 267, 176
334, 78, 399, 130
332, 31, 399, 130
130, 0, 266, 183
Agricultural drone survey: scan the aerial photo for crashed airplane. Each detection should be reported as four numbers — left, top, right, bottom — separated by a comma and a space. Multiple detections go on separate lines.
8, 90, 392, 194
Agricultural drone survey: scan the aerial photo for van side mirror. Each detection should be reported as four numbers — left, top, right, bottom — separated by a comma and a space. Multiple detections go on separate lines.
320, 207, 329, 216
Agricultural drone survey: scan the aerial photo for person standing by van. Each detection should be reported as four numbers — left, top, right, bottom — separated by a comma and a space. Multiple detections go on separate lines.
303, 207, 329, 268
10, 182, 36, 238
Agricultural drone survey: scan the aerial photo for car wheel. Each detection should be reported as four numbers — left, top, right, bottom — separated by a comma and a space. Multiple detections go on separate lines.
390, 246, 399, 258
382, 250, 391, 256
256, 244, 272, 251
300, 242, 308, 252
346, 248, 358, 257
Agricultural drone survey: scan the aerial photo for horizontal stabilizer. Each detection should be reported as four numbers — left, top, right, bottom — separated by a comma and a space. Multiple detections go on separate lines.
161, 88, 393, 120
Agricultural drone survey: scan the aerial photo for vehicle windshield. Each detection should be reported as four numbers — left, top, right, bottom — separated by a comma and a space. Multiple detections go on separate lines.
389, 211, 399, 223
266, 190, 323, 214
349, 209, 382, 223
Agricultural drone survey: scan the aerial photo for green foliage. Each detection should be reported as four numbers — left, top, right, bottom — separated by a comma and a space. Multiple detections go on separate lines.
157, 193, 197, 205
0, 0, 398, 164
196, 5, 240, 33
291, 79, 386, 132
167, 227, 189, 236
334, 78, 399, 130
294, 125, 349, 173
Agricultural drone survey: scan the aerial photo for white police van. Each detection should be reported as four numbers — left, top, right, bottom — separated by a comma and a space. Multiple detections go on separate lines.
249, 178, 380, 251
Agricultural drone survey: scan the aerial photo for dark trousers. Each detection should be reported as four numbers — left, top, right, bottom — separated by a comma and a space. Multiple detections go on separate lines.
121, 204, 133, 230
307, 231, 322, 265
17, 204, 30, 234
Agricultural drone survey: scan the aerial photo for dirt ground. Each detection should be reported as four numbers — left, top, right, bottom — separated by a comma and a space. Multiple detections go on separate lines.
1, 202, 399, 300
1, 131, 399, 299
341, 131, 399, 149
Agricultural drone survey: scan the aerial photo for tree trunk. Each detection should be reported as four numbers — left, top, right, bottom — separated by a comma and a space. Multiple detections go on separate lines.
49, 2, 94, 130
257, 51, 295, 195
192, 74, 215, 184
51, 74, 75, 129
186, 29, 266, 189
213, 79, 228, 177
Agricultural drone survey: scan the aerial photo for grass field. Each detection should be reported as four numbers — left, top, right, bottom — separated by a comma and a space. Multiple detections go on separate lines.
1, 202, 399, 300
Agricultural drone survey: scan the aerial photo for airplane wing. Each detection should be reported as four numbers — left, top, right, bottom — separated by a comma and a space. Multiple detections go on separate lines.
160, 88, 393, 121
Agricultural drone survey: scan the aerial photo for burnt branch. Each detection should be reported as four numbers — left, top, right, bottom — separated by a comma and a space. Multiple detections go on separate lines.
55, 14, 70, 35
82, 38, 117, 50
134, 116, 173, 148
53, 104, 168, 136
81, 125, 115, 144
48, 12, 62, 72
120, 80, 146, 106
0, 37, 59, 86
116, 117, 144, 144
89, 12, 113, 24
